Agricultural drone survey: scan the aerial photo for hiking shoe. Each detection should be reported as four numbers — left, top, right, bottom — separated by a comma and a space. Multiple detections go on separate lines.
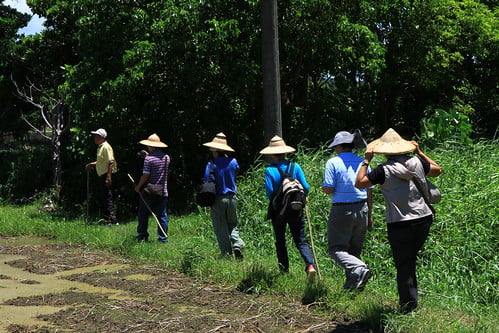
306, 265, 317, 282
233, 247, 243, 260
354, 269, 372, 291
135, 235, 148, 242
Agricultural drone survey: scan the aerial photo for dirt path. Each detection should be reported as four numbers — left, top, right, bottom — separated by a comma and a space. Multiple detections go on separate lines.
0, 236, 365, 332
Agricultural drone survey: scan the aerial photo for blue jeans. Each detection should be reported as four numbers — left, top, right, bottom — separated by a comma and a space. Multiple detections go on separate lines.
271, 210, 315, 272
211, 194, 245, 256
137, 196, 168, 242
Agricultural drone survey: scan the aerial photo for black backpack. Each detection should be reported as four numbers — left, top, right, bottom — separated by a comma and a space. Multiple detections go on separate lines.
270, 162, 306, 217
196, 161, 216, 207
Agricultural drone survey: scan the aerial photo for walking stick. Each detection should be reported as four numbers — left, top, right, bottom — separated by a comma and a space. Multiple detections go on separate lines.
305, 205, 321, 280
127, 173, 168, 239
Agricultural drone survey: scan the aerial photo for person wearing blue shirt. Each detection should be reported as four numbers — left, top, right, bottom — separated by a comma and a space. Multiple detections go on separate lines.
203, 133, 245, 259
260, 135, 316, 281
323, 130, 373, 291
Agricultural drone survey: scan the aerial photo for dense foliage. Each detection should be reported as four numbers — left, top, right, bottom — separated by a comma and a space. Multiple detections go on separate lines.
0, 0, 497, 210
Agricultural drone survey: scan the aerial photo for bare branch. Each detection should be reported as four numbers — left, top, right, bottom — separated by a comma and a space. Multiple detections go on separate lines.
11, 75, 55, 129
20, 113, 51, 140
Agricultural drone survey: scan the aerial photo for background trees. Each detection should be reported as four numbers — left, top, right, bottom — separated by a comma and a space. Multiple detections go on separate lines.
1, 0, 497, 211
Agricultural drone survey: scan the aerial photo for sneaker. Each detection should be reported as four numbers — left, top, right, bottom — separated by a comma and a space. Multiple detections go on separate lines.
354, 269, 372, 291
306, 265, 316, 282
233, 247, 243, 260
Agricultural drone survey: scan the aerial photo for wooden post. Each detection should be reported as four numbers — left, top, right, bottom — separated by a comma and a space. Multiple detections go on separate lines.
261, 0, 282, 144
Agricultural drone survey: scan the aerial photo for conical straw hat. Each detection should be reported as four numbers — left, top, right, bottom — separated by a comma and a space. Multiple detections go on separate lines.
259, 135, 296, 155
139, 133, 168, 148
367, 128, 415, 155
202, 132, 235, 152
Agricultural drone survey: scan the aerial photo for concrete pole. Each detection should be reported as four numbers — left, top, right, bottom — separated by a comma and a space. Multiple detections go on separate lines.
261, 0, 282, 143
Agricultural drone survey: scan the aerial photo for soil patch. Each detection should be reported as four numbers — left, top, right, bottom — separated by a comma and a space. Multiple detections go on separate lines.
0, 237, 357, 332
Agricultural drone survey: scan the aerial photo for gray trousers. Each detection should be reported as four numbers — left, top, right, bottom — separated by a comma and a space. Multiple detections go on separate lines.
327, 202, 369, 287
211, 193, 245, 256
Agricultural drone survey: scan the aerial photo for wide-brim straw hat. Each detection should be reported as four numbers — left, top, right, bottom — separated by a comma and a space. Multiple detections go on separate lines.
139, 133, 168, 148
202, 132, 235, 152
259, 135, 296, 155
367, 128, 415, 155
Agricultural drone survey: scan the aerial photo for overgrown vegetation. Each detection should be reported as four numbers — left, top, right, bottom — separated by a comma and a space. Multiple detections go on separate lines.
1, 141, 497, 332
2, 0, 498, 212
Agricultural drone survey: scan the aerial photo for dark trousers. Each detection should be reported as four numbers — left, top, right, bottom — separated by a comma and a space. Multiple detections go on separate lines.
137, 196, 168, 242
387, 215, 432, 312
271, 210, 315, 272
99, 173, 117, 223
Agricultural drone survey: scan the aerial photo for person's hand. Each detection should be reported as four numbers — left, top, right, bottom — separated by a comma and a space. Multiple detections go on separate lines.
137, 150, 148, 158
364, 147, 374, 162
410, 141, 421, 154
134, 185, 141, 193
105, 177, 112, 187
85, 163, 94, 171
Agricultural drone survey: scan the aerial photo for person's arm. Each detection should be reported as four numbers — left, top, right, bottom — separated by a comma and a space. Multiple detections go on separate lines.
135, 173, 150, 193
105, 162, 114, 186
203, 162, 211, 182
294, 164, 310, 196
367, 188, 373, 229
355, 148, 374, 189
410, 141, 442, 177
264, 168, 274, 199
322, 160, 335, 195
85, 161, 96, 171
135, 157, 150, 192
322, 186, 334, 195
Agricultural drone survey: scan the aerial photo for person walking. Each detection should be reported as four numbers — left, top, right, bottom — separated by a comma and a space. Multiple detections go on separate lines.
134, 134, 170, 242
202, 133, 245, 258
355, 128, 442, 313
260, 135, 316, 280
323, 130, 373, 291
85, 128, 118, 225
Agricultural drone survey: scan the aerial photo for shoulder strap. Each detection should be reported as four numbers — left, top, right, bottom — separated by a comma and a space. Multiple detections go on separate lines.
396, 160, 431, 206
273, 163, 286, 178
288, 162, 295, 178
208, 160, 215, 181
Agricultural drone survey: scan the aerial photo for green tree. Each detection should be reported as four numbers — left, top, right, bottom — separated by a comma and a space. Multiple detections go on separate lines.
14, 0, 498, 211
369, 0, 498, 136
0, 1, 30, 137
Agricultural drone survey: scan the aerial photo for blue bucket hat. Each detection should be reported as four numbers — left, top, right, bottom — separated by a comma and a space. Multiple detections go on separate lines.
328, 129, 367, 149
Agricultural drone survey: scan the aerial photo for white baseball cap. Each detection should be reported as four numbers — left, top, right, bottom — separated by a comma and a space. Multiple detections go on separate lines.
90, 128, 107, 138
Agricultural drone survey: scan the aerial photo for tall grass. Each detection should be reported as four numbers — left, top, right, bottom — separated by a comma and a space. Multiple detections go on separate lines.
0, 140, 497, 332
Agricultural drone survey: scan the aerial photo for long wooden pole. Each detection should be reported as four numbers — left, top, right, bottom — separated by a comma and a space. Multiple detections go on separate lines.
262, 0, 282, 143
305, 205, 321, 279
127, 173, 168, 239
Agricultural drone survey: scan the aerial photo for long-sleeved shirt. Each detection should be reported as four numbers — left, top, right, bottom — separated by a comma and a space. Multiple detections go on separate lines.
264, 161, 310, 199
203, 156, 239, 195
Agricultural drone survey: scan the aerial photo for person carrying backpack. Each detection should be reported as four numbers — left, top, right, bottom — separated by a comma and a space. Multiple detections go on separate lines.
355, 129, 442, 313
260, 136, 316, 281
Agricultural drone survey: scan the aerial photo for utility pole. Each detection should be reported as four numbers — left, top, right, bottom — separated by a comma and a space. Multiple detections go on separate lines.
261, 0, 282, 143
